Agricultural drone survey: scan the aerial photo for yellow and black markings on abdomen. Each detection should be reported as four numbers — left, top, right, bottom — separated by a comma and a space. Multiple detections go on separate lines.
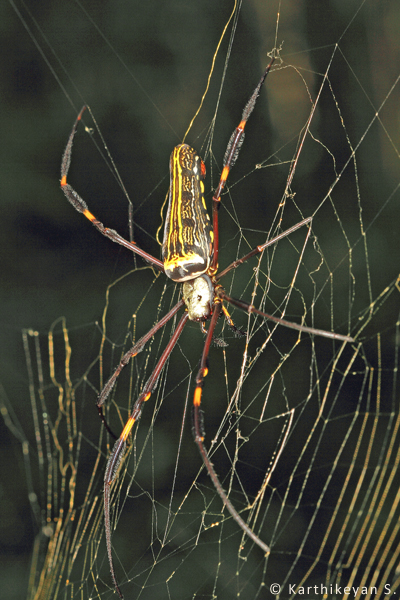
162, 144, 213, 282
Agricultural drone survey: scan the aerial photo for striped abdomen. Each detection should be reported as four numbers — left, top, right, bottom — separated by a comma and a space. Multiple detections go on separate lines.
162, 144, 213, 282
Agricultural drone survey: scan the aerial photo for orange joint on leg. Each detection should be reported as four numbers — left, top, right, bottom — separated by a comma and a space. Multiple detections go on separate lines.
60, 175, 67, 186
220, 166, 230, 185
83, 208, 96, 222
121, 416, 136, 441
144, 392, 151, 402
222, 305, 234, 327
193, 386, 202, 407
238, 120, 246, 130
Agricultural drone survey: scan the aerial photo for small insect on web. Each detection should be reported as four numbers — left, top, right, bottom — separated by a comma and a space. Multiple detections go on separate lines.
60, 49, 354, 598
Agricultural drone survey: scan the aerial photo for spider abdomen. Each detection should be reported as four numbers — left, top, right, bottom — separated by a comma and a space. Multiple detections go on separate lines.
162, 144, 213, 282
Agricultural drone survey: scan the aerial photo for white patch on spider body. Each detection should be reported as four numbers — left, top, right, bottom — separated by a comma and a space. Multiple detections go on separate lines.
182, 275, 214, 321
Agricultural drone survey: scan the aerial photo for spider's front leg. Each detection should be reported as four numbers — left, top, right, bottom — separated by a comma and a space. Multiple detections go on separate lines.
191, 300, 271, 554
103, 311, 189, 599
97, 300, 185, 439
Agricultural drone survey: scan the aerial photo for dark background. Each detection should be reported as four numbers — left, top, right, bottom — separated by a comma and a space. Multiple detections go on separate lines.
1, 1, 399, 598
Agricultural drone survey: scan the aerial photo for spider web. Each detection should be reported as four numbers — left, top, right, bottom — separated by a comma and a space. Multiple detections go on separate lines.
1, 1, 400, 599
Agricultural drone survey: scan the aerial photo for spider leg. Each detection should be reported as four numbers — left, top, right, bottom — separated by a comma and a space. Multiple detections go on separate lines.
104, 311, 188, 599
220, 303, 245, 337
60, 106, 164, 272
216, 217, 312, 281
192, 301, 270, 554
221, 291, 354, 342
97, 299, 185, 439
215, 216, 354, 342
210, 53, 276, 273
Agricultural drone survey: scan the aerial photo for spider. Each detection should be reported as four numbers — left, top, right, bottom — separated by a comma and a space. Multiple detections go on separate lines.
60, 52, 353, 598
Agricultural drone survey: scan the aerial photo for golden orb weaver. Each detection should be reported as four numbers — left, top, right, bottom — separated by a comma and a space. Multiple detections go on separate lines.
60, 51, 353, 598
